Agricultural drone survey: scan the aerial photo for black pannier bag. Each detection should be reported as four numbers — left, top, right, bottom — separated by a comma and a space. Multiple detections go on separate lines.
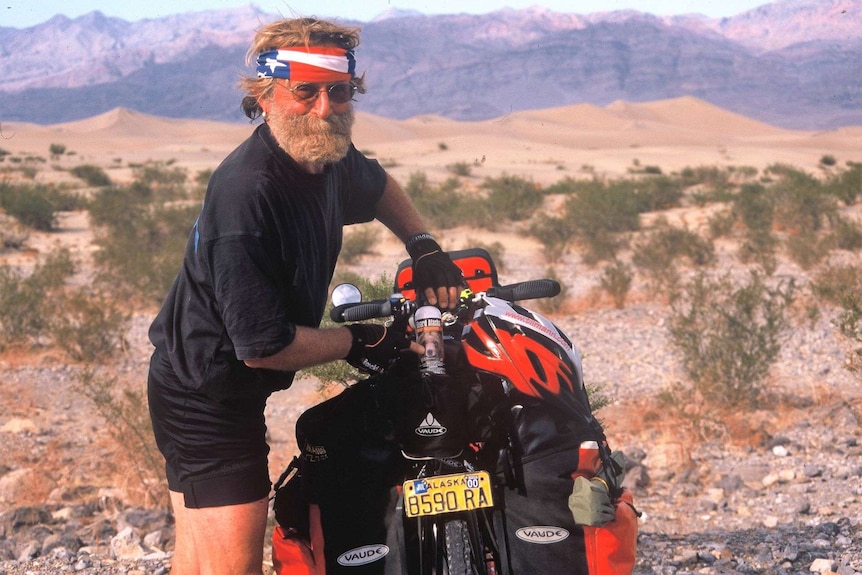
294, 377, 404, 575
494, 396, 598, 575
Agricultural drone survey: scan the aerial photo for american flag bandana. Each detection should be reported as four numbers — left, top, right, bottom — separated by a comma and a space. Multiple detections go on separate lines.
256, 46, 356, 82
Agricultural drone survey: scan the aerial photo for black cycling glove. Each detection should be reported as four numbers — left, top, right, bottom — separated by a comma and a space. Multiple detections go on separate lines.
345, 324, 411, 374
406, 233, 463, 307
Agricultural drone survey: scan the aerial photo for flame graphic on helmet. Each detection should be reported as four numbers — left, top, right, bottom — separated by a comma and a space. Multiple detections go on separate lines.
462, 298, 587, 409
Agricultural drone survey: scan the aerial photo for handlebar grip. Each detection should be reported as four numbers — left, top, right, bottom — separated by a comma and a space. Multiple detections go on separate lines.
331, 300, 393, 323
489, 279, 561, 301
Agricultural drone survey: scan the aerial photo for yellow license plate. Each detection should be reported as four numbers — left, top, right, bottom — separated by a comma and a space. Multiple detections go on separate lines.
403, 471, 494, 518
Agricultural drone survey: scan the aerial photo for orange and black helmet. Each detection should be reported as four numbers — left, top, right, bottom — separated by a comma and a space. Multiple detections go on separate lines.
461, 297, 591, 415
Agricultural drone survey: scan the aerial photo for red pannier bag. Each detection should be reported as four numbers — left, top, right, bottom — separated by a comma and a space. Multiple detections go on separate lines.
495, 397, 638, 575
583, 488, 638, 575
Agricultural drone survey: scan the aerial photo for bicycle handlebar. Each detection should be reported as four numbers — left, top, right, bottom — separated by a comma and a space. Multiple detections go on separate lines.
331, 300, 394, 323
330, 279, 561, 324
487, 279, 560, 302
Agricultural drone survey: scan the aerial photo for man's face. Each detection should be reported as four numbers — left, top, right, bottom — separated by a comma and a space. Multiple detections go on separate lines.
265, 80, 355, 165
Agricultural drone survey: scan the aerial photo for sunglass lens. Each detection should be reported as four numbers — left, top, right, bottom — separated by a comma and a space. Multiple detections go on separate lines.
292, 84, 318, 101
329, 83, 355, 104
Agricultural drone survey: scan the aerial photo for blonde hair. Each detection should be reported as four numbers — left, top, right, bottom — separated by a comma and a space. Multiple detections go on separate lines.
239, 17, 366, 120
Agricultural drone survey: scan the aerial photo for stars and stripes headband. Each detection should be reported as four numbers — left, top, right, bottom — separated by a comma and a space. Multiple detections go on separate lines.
256, 46, 356, 82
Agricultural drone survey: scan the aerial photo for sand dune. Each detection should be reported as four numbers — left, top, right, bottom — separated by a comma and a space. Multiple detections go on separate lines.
3, 97, 860, 186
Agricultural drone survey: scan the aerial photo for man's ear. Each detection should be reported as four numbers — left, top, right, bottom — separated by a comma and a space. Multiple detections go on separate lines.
258, 99, 270, 118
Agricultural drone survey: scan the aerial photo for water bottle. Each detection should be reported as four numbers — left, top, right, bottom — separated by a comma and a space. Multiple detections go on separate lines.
575, 440, 601, 478
415, 305, 445, 375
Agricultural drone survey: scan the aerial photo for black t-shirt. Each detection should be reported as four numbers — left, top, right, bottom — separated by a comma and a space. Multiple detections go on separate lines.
149, 124, 387, 399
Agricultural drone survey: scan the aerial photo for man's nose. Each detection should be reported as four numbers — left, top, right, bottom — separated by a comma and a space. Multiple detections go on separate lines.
310, 90, 332, 118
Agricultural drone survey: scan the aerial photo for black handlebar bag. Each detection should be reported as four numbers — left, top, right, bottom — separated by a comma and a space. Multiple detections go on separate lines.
391, 359, 470, 459
294, 377, 405, 574
494, 397, 598, 575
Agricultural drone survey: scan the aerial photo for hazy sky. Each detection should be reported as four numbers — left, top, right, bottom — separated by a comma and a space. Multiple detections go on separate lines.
5, 0, 772, 29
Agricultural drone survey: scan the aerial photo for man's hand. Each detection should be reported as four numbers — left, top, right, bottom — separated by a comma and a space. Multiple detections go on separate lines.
344, 324, 413, 374
596, 450, 628, 492
568, 476, 616, 527
406, 233, 463, 309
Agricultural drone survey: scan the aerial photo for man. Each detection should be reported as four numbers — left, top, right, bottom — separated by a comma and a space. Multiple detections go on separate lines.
147, 17, 463, 575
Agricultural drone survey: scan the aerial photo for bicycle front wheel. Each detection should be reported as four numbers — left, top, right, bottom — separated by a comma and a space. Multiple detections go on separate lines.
443, 518, 475, 575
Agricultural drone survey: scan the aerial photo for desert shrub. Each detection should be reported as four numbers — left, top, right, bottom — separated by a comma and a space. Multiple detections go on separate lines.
0, 216, 28, 250
707, 208, 736, 238
405, 172, 469, 229
544, 177, 580, 196
0, 249, 75, 349
0, 182, 57, 231
812, 264, 862, 372
49, 143, 66, 157
70, 164, 111, 187
836, 297, 862, 372
195, 168, 213, 186
340, 225, 380, 264
785, 232, 831, 270
811, 264, 862, 307
528, 214, 575, 262
668, 271, 795, 409
447, 162, 472, 177
828, 162, 862, 206
733, 183, 777, 273
829, 214, 862, 251
768, 166, 837, 234
632, 176, 685, 212
563, 179, 641, 264
733, 182, 773, 235
480, 174, 543, 224
679, 165, 732, 189
87, 182, 151, 228
600, 259, 633, 309
90, 184, 197, 303
132, 161, 190, 201
50, 289, 130, 362
632, 218, 715, 291
107, 203, 196, 303
739, 233, 778, 275
74, 367, 168, 508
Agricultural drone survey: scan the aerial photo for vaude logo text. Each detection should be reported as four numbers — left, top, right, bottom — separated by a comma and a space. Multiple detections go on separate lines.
337, 544, 389, 566
515, 526, 569, 544
415, 412, 447, 437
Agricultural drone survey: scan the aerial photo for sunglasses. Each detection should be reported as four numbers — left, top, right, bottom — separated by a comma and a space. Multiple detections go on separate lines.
285, 82, 357, 105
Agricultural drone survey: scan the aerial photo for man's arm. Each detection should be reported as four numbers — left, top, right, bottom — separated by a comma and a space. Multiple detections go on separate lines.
243, 325, 353, 371
244, 325, 423, 372
373, 173, 462, 308
374, 173, 428, 242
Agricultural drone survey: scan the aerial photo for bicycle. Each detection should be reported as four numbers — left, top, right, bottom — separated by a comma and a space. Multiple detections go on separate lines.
272, 248, 636, 575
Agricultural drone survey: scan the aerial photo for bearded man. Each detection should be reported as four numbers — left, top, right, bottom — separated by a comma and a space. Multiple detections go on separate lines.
146, 17, 463, 574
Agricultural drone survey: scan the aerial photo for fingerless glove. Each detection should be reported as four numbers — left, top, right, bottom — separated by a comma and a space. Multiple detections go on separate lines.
344, 324, 410, 374
406, 233, 463, 297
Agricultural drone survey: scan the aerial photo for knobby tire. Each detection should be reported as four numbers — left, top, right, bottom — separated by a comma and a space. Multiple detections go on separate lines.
444, 518, 474, 575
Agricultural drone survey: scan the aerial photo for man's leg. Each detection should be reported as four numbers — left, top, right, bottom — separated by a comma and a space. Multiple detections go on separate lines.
169, 490, 269, 575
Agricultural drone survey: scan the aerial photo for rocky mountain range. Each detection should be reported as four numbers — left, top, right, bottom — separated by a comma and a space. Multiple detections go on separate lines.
1, 0, 860, 129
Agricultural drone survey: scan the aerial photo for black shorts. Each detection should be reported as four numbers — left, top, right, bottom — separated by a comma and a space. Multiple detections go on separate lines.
147, 350, 272, 508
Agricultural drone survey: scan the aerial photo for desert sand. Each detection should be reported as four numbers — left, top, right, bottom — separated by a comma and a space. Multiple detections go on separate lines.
3, 96, 860, 190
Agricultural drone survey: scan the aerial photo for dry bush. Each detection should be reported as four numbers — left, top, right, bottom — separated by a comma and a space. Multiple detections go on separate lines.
668, 270, 795, 409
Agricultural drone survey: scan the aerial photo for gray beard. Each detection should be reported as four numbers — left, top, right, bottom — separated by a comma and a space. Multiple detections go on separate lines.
267, 108, 354, 165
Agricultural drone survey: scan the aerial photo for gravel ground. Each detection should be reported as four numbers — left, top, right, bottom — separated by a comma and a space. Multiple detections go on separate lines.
1, 237, 860, 574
